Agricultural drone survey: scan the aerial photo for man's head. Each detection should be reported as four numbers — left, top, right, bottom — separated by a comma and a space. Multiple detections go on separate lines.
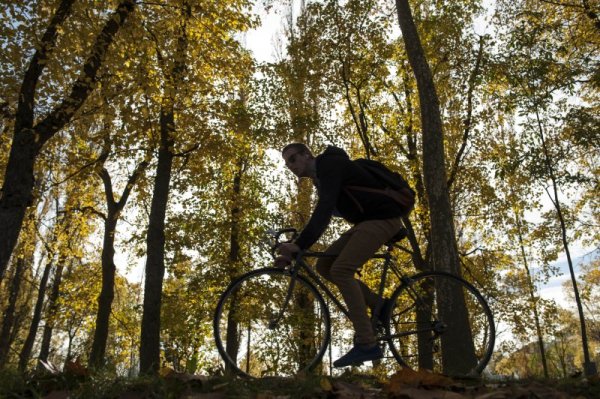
282, 143, 315, 178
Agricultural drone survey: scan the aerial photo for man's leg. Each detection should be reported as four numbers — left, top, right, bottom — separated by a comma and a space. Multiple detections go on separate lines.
315, 230, 381, 311
331, 218, 403, 350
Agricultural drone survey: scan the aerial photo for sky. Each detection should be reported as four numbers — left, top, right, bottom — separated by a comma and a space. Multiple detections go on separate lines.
539, 248, 599, 308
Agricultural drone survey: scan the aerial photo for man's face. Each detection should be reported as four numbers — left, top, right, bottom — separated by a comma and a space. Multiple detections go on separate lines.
283, 148, 311, 177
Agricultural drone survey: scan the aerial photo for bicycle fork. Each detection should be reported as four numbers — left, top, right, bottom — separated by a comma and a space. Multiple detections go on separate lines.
268, 271, 298, 329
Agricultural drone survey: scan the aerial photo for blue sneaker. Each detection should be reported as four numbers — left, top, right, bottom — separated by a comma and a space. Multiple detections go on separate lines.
333, 344, 383, 368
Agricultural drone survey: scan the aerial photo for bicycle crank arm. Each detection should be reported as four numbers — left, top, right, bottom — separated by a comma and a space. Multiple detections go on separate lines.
381, 327, 442, 340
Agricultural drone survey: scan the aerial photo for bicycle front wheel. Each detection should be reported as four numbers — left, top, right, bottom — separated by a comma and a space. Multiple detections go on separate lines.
213, 268, 331, 378
385, 271, 494, 376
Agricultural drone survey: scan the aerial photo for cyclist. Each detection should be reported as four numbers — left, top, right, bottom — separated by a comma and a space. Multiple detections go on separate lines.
276, 143, 411, 367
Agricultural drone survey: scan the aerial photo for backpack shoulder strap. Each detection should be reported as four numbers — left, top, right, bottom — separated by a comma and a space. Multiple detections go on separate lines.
346, 185, 415, 209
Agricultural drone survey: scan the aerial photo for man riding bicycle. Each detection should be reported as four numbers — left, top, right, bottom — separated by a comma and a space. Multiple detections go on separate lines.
276, 143, 413, 367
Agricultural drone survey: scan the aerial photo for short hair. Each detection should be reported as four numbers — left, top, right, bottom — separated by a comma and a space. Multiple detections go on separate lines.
281, 142, 313, 158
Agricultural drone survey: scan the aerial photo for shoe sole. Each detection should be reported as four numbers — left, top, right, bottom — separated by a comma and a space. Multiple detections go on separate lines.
333, 354, 383, 368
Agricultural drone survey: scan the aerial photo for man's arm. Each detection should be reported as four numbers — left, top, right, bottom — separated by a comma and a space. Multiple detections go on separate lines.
294, 157, 344, 250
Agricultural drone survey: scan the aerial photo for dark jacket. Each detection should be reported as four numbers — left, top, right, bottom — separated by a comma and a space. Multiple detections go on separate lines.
294, 146, 404, 250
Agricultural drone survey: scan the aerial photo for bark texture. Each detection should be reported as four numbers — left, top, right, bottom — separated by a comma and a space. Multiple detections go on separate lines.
37, 263, 64, 369
19, 260, 53, 371
139, 108, 174, 374
0, 258, 26, 365
88, 161, 147, 369
224, 159, 244, 375
394, 0, 477, 375
139, 5, 189, 374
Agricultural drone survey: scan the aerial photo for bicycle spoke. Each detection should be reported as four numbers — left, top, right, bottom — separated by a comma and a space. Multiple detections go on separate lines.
385, 271, 495, 376
214, 268, 330, 378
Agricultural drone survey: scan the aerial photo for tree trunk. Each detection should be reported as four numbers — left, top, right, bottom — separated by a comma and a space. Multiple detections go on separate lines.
139, 6, 189, 374
0, 258, 26, 365
514, 210, 549, 378
19, 260, 53, 371
0, 0, 136, 282
88, 216, 117, 369
89, 161, 147, 369
224, 160, 244, 375
398, 65, 429, 273
0, 138, 40, 283
394, 0, 477, 375
139, 105, 175, 375
37, 262, 64, 369
535, 110, 596, 376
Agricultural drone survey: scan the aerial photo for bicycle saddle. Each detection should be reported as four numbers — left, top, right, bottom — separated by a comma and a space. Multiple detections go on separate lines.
385, 227, 408, 246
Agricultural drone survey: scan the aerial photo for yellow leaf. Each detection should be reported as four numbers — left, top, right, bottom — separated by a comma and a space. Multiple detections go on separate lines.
320, 377, 333, 392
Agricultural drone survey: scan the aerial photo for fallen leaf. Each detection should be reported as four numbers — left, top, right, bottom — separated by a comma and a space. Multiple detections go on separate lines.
211, 382, 229, 391
387, 387, 466, 399
524, 383, 572, 399
64, 359, 88, 377
181, 394, 225, 399
331, 380, 380, 399
255, 394, 290, 399
177, 373, 209, 382
159, 366, 176, 377
388, 368, 454, 390
43, 391, 70, 399
320, 377, 333, 392
474, 392, 509, 399
118, 392, 147, 399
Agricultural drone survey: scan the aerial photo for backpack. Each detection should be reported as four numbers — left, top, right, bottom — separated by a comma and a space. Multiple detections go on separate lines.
344, 158, 416, 213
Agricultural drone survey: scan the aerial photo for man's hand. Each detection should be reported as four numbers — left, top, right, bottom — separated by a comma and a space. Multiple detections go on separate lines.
274, 255, 292, 268
274, 242, 300, 268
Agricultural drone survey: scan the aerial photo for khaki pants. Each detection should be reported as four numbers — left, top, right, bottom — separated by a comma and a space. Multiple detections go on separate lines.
315, 217, 404, 346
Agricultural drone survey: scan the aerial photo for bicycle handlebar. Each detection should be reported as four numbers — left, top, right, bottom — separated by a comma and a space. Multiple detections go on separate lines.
267, 227, 396, 261
268, 228, 299, 258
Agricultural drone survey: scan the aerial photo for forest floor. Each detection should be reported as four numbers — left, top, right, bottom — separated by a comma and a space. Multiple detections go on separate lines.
1, 365, 599, 399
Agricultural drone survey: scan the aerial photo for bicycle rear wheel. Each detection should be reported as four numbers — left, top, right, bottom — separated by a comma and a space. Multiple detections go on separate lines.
213, 267, 331, 378
385, 271, 494, 376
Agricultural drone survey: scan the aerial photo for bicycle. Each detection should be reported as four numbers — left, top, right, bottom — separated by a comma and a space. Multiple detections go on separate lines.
213, 227, 495, 378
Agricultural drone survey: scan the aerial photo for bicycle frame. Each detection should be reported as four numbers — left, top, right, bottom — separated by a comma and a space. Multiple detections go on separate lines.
278, 250, 442, 343
281, 249, 397, 324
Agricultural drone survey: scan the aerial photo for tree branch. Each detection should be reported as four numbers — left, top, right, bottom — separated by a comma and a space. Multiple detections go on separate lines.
99, 168, 116, 209
70, 206, 107, 221
340, 62, 372, 158
172, 143, 200, 157
50, 153, 108, 187
447, 36, 485, 189
581, 0, 600, 31
15, 0, 76, 133
34, 0, 137, 144
539, 0, 587, 10
116, 160, 149, 210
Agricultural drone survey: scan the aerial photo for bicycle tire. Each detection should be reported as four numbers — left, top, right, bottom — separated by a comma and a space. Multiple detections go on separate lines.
213, 267, 331, 378
384, 271, 494, 376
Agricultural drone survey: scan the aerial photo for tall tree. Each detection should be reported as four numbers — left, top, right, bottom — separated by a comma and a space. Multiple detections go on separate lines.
0, 0, 137, 282
394, 0, 478, 375
138, 1, 191, 374
88, 142, 148, 369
